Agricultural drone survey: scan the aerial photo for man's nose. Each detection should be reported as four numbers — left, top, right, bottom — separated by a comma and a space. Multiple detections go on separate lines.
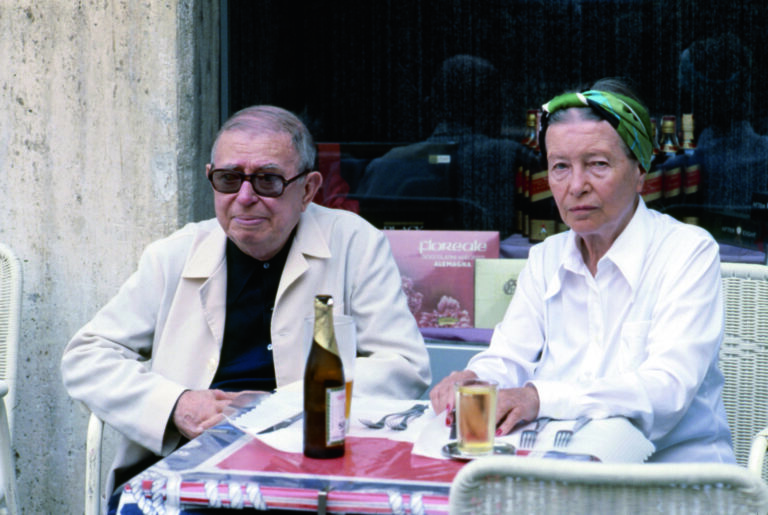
236, 179, 261, 202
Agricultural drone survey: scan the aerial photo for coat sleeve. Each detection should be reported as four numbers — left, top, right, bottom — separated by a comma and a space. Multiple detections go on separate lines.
61, 238, 189, 455
343, 225, 432, 399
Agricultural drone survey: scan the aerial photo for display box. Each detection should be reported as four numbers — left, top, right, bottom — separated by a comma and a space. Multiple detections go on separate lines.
474, 258, 527, 329
384, 230, 500, 328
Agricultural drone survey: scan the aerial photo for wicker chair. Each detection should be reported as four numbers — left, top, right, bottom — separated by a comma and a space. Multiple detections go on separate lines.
85, 412, 104, 515
719, 262, 768, 481
448, 262, 768, 515
449, 457, 768, 515
0, 243, 21, 514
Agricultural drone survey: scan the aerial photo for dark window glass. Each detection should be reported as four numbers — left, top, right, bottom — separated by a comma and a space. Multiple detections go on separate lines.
224, 0, 768, 252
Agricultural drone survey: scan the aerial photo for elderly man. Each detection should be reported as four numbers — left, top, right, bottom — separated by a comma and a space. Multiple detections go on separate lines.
430, 79, 734, 463
62, 105, 431, 497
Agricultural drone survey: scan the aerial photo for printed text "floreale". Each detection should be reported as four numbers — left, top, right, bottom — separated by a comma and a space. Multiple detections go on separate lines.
418, 239, 488, 254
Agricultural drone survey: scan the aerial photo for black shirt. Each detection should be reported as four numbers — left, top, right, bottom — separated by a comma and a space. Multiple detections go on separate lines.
209, 236, 293, 391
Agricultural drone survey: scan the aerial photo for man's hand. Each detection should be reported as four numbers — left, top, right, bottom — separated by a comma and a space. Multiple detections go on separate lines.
429, 369, 478, 417
495, 384, 540, 436
172, 389, 240, 440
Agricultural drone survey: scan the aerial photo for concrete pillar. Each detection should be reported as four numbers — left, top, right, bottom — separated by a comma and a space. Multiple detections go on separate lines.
0, 1, 219, 512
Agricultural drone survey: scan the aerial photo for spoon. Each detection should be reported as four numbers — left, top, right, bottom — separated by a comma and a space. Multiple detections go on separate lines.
359, 404, 428, 429
385, 404, 428, 430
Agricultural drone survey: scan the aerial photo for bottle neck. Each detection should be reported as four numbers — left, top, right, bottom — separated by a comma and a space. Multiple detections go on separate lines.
313, 296, 340, 355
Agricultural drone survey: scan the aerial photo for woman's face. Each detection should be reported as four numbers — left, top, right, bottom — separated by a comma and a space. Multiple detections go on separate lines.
546, 115, 645, 246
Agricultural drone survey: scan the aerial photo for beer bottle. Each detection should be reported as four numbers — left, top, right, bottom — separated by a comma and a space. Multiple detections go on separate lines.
680, 113, 702, 225
641, 118, 664, 210
659, 115, 682, 212
303, 295, 346, 458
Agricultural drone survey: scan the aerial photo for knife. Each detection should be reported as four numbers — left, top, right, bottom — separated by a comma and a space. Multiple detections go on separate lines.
257, 412, 304, 435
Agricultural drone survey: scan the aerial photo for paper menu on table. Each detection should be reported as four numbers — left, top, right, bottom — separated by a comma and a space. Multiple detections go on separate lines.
412, 415, 655, 463
228, 387, 435, 454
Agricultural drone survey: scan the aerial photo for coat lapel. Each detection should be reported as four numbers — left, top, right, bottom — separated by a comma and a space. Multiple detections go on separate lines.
276, 205, 332, 305
184, 226, 229, 351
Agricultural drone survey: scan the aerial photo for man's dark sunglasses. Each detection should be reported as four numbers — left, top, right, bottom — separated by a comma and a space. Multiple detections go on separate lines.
207, 167, 310, 197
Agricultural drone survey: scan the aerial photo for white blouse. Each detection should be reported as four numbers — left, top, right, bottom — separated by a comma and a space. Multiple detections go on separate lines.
469, 200, 735, 463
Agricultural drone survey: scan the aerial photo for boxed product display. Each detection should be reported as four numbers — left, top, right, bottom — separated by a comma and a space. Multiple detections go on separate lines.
474, 258, 527, 329
384, 230, 500, 328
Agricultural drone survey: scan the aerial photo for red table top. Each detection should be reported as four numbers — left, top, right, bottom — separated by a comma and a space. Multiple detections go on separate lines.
216, 435, 466, 484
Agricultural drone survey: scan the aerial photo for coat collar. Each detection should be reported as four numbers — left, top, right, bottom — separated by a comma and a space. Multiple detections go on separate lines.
180, 203, 332, 287
182, 222, 228, 279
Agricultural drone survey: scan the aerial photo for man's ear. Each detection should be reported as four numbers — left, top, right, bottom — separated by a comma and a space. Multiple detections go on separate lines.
302, 171, 324, 208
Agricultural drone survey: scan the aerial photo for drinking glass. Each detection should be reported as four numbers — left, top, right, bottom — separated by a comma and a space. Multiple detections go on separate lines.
454, 378, 498, 456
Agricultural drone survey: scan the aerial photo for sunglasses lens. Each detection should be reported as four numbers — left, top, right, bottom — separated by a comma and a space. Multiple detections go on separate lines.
211, 171, 243, 193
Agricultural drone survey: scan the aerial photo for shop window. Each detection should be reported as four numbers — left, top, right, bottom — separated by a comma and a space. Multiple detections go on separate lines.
223, 0, 768, 253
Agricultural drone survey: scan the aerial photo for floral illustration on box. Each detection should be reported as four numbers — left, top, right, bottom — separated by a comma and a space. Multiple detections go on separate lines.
402, 277, 424, 314
402, 276, 471, 328
418, 295, 472, 328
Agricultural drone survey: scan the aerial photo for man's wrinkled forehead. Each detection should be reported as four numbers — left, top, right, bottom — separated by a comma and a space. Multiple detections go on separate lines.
212, 124, 296, 163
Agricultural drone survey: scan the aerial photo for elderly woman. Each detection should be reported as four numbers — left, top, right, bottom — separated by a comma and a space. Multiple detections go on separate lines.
430, 79, 735, 462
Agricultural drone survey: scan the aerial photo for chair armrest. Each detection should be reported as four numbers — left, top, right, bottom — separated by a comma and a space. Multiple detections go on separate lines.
85, 412, 105, 515
748, 424, 768, 477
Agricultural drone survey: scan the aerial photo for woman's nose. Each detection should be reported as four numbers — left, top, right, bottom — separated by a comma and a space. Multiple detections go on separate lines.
569, 166, 590, 195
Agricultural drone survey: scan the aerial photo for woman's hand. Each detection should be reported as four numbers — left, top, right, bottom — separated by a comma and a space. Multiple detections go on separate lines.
495, 384, 540, 435
429, 369, 478, 420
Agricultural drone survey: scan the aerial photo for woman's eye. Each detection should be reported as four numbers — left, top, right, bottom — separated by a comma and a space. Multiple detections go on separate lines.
549, 163, 569, 178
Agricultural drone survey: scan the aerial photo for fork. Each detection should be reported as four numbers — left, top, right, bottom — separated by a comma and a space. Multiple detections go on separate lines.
553, 416, 591, 447
385, 404, 428, 430
359, 404, 427, 429
519, 417, 552, 448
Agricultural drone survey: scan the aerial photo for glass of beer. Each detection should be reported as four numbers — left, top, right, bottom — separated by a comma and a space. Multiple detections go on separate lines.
304, 315, 356, 428
454, 378, 498, 456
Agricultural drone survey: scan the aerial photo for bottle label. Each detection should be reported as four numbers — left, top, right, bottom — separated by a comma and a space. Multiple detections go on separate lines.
529, 170, 552, 202
641, 170, 663, 202
663, 166, 682, 198
529, 218, 556, 242
684, 164, 701, 195
524, 168, 530, 198
661, 143, 678, 154
325, 386, 346, 446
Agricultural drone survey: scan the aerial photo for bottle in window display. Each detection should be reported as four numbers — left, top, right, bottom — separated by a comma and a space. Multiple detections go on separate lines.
680, 113, 702, 225
528, 110, 560, 242
659, 115, 683, 212
641, 118, 664, 211
304, 295, 346, 459
516, 110, 538, 235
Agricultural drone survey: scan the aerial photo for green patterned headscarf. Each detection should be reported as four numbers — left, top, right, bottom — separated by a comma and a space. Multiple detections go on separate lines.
541, 90, 653, 172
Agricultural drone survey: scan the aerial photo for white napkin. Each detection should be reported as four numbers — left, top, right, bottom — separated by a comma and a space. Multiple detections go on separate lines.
412, 413, 655, 463
227, 383, 304, 452
228, 386, 435, 453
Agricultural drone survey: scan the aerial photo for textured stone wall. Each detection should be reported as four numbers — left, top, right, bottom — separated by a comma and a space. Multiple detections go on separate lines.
0, 1, 218, 512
